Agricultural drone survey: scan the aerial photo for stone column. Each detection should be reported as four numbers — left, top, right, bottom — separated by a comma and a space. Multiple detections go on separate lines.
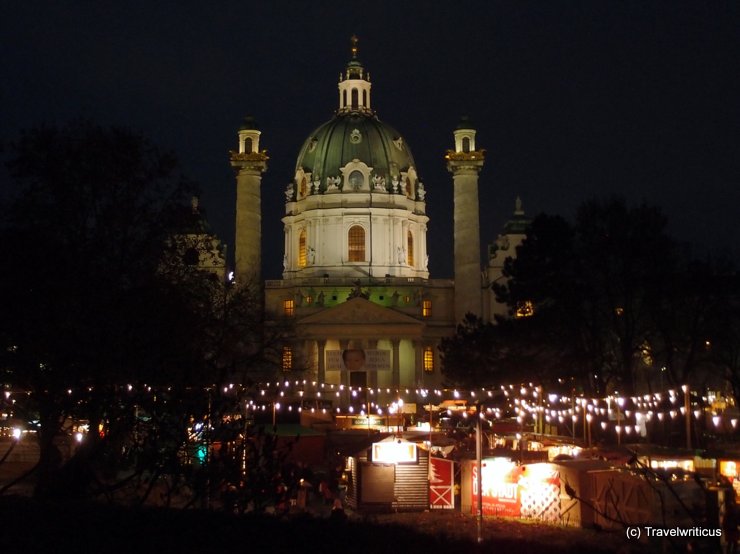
368, 339, 378, 390
339, 340, 350, 409
447, 124, 485, 322
413, 339, 423, 386
391, 339, 400, 388
317, 339, 326, 383
339, 340, 350, 387
231, 151, 268, 285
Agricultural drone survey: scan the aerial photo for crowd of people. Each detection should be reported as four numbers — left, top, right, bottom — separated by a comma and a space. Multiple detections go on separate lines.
269, 461, 347, 519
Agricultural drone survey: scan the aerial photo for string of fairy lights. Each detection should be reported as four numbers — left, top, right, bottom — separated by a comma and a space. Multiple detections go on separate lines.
215, 379, 737, 436
3, 379, 736, 436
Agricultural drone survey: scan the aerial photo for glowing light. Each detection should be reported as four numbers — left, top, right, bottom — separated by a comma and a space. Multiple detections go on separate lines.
372, 441, 417, 463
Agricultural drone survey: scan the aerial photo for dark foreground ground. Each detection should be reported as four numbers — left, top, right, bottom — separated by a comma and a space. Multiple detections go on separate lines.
0, 495, 708, 553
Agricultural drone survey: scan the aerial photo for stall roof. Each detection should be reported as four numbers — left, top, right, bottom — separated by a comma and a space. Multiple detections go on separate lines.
254, 424, 324, 437
625, 443, 703, 459
551, 459, 615, 471
326, 430, 389, 456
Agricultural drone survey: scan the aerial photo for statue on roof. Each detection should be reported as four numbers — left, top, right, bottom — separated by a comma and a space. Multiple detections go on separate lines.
348, 279, 370, 300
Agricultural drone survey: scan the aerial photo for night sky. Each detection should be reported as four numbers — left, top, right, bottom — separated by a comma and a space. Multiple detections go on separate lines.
2, 1, 739, 279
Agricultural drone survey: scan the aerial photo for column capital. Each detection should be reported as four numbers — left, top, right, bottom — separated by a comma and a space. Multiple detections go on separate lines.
230, 151, 268, 173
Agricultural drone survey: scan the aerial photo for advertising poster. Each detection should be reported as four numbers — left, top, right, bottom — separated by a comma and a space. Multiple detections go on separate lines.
472, 460, 560, 522
326, 349, 391, 371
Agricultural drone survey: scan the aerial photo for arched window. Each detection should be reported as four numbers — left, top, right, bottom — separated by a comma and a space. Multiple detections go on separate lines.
348, 225, 365, 262
407, 231, 414, 266
298, 229, 307, 268
348, 170, 364, 190
245, 137, 253, 153
462, 137, 470, 153
342, 90, 347, 109
405, 178, 413, 198
300, 177, 307, 197
351, 88, 359, 110
183, 247, 199, 266
362, 89, 367, 107
423, 346, 434, 372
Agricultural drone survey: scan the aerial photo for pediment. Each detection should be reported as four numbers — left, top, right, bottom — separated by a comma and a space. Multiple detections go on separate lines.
297, 297, 422, 327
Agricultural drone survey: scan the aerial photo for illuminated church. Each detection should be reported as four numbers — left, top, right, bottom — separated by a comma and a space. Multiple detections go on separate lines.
229, 38, 528, 390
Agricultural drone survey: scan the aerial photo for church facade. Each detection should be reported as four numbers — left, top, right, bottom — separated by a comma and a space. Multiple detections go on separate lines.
230, 39, 528, 390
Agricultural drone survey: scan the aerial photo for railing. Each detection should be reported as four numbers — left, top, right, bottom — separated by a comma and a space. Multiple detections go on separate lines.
266, 276, 453, 288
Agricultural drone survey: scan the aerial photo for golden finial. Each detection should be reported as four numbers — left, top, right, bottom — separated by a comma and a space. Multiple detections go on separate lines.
350, 35, 359, 58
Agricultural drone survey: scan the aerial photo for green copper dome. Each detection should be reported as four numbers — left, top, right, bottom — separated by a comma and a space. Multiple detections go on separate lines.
295, 113, 415, 186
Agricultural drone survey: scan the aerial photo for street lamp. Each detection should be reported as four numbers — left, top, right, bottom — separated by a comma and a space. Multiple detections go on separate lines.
475, 403, 483, 544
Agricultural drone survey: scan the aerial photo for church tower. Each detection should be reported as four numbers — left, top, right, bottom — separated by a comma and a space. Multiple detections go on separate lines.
446, 117, 485, 322
230, 116, 268, 284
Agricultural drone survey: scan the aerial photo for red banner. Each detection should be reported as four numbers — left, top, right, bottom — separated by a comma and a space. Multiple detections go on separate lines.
429, 457, 455, 510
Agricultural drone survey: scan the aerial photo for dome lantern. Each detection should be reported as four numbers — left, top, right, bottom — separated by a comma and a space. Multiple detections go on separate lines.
338, 35, 372, 114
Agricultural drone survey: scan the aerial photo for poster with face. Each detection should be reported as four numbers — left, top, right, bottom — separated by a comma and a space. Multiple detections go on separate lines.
342, 349, 366, 371
326, 349, 391, 371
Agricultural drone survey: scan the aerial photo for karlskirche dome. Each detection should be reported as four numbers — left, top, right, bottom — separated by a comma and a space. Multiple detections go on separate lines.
295, 113, 416, 192
280, 37, 429, 280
